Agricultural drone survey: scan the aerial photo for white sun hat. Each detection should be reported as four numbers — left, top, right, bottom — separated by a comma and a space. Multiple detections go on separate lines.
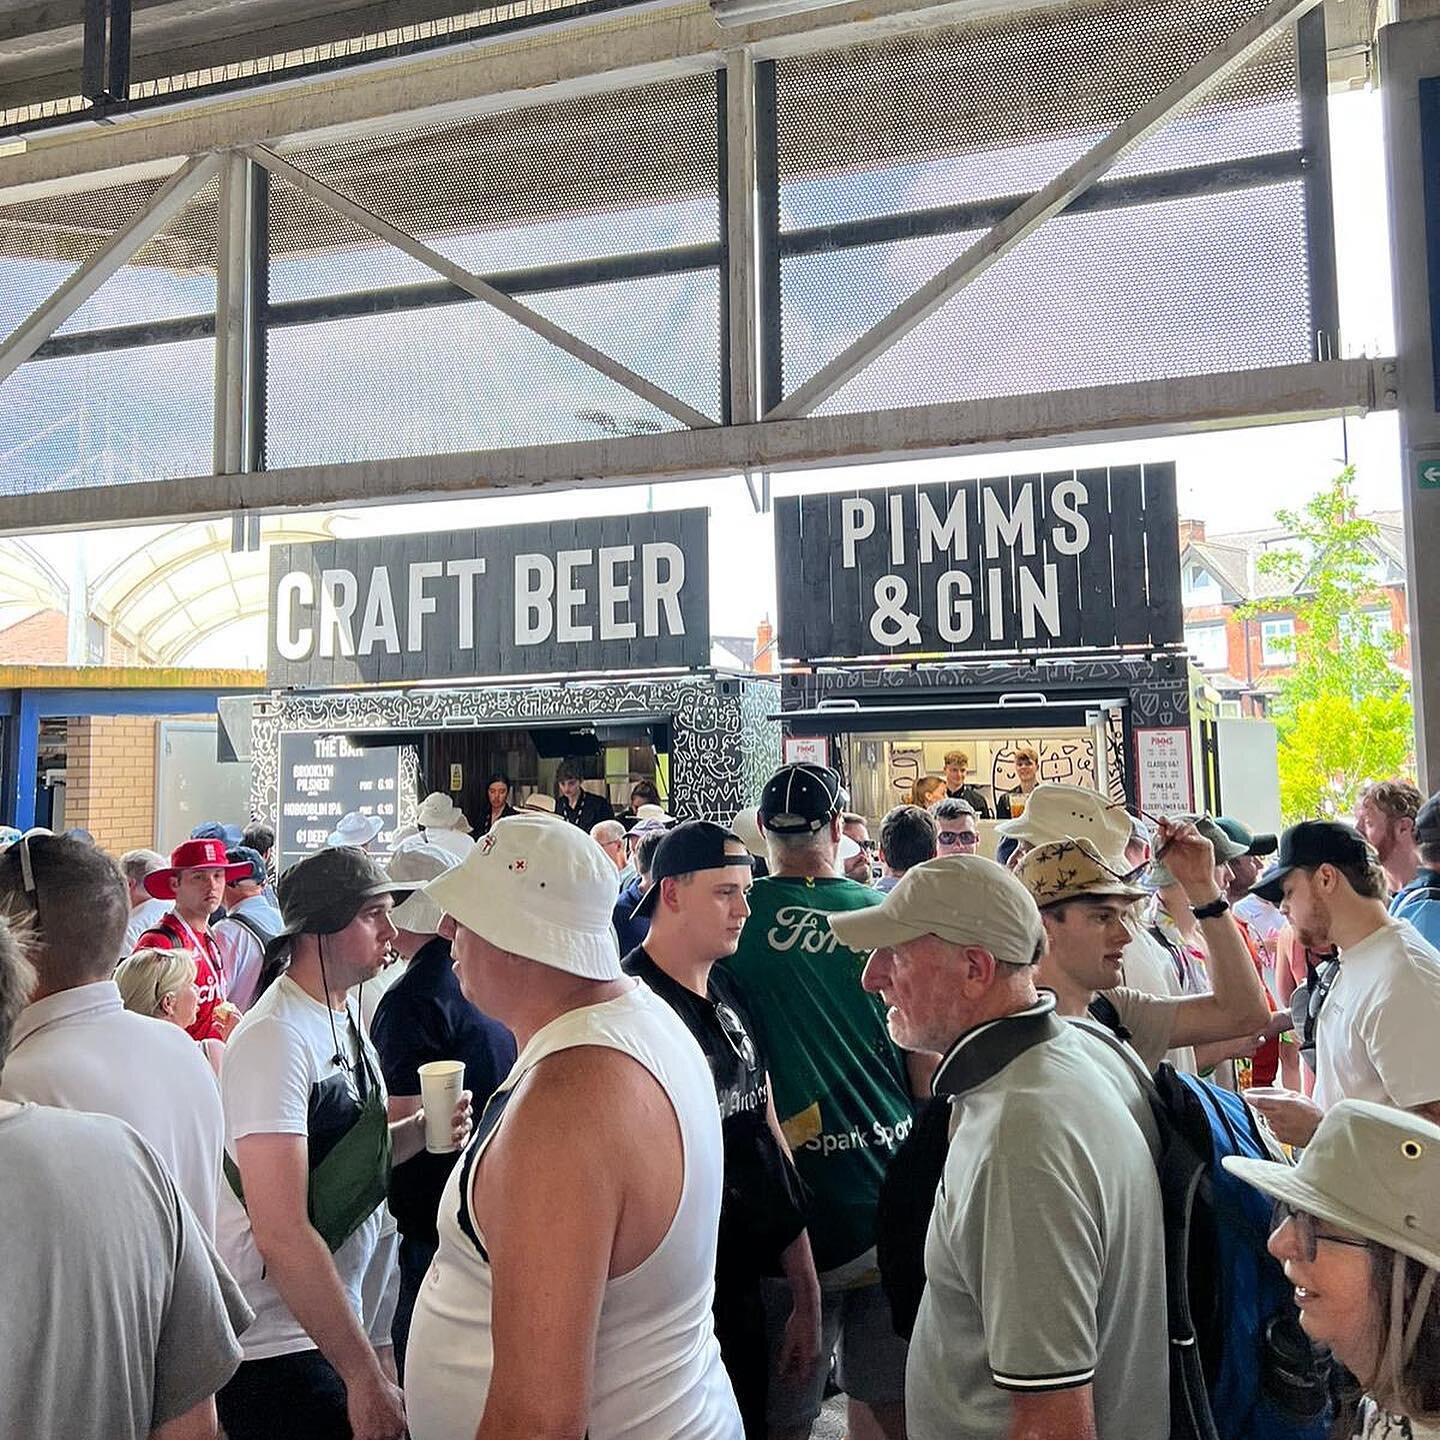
386, 837, 460, 934
992, 782, 1133, 869
325, 811, 385, 849
416, 792, 472, 834
425, 814, 622, 980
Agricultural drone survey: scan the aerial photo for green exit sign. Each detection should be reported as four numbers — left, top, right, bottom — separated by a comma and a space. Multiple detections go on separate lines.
1418, 456, 1440, 490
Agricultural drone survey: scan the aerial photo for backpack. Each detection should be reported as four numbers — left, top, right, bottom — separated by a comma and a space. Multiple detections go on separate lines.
1071, 1022, 1332, 1440
874, 1016, 1332, 1440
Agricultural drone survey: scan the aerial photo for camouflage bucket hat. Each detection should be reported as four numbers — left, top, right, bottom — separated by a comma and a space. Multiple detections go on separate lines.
1017, 836, 1148, 910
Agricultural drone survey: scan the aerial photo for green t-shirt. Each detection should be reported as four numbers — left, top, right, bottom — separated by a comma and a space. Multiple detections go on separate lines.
720, 874, 915, 1272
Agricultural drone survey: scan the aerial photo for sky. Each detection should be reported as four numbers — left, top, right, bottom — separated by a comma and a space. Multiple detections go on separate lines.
0, 83, 1405, 666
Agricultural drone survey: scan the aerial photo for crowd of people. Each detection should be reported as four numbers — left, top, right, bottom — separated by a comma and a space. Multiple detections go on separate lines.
1, 759, 1439, 1440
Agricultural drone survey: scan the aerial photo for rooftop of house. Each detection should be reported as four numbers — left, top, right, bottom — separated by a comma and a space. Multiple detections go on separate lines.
1179, 511, 1407, 606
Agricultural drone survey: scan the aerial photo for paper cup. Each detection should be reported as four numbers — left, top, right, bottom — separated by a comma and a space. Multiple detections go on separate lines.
418, 1060, 465, 1154
1243, 1086, 1291, 1107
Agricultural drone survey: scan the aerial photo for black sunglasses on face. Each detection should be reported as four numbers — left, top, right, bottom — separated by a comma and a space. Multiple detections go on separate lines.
939, 831, 979, 846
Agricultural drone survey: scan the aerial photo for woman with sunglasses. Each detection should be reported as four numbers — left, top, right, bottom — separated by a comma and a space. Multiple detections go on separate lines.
1224, 1099, 1440, 1439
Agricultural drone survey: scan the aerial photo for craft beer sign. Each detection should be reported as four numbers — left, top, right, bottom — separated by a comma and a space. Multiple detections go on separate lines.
267, 510, 709, 687
775, 465, 1182, 662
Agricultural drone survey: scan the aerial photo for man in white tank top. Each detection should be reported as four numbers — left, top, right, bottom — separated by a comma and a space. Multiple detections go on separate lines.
406, 816, 743, 1440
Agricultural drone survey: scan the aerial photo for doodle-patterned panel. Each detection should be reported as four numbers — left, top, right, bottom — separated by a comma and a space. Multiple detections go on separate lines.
250, 677, 780, 834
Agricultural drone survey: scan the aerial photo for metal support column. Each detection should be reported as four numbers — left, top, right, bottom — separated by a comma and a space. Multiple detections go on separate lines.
754, 59, 783, 419
214, 151, 249, 476
1382, 17, 1440, 790
1297, 5, 1341, 362
245, 162, 270, 474
724, 49, 760, 427
12, 692, 40, 831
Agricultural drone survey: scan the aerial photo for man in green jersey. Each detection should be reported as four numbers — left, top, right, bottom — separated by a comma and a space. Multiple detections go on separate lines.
722, 763, 926, 1440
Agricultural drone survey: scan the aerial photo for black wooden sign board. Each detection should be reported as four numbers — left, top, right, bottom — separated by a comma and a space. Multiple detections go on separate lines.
278, 732, 403, 870
774, 464, 1182, 662
267, 510, 710, 688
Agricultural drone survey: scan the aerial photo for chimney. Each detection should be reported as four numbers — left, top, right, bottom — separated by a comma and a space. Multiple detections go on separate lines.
754, 616, 775, 674
1179, 518, 1206, 548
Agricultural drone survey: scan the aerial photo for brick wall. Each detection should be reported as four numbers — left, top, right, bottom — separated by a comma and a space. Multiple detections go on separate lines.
0, 610, 69, 664
64, 715, 161, 853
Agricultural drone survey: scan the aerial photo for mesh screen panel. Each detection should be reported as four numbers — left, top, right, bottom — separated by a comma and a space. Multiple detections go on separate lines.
271, 73, 719, 291
0, 338, 214, 495
264, 269, 723, 468
780, 183, 1311, 413
771, 0, 1316, 408
0, 174, 219, 343
774, 0, 1297, 229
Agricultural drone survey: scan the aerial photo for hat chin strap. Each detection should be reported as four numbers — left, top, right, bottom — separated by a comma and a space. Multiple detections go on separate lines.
1376, 1253, 1440, 1417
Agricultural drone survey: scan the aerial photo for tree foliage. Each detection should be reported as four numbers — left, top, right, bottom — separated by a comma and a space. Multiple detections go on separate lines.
1236, 468, 1414, 822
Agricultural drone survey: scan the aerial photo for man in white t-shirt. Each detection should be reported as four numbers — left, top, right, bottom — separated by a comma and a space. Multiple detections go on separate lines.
0, 832, 225, 1234
215, 846, 473, 1440
212, 846, 283, 1012
1244, 820, 1440, 1149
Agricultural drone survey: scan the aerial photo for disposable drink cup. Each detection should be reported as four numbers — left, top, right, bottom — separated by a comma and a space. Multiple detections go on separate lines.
1243, 1086, 1290, 1108
418, 1061, 465, 1153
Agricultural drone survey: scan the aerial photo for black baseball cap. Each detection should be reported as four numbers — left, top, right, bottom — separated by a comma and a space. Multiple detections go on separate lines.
1417, 792, 1440, 846
758, 763, 847, 836
631, 821, 752, 919
1215, 816, 1278, 858
1250, 820, 1373, 904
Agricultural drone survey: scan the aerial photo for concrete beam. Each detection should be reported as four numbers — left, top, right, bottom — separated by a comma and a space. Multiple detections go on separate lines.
0, 357, 1390, 533
0, 0, 1038, 203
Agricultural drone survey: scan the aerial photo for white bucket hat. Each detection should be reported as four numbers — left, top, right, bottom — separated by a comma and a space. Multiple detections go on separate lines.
520, 793, 559, 817
425, 814, 622, 980
416, 792, 472, 834
634, 803, 676, 824
325, 811, 385, 848
386, 837, 460, 934
993, 783, 1133, 870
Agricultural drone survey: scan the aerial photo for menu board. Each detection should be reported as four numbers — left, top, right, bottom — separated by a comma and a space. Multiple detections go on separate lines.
278, 732, 403, 870
1134, 726, 1194, 815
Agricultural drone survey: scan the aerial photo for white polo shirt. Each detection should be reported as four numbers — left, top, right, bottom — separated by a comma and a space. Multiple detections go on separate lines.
0, 980, 223, 1234
1315, 918, 1440, 1113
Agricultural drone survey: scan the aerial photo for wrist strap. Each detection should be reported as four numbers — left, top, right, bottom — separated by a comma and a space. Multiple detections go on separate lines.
1191, 896, 1231, 920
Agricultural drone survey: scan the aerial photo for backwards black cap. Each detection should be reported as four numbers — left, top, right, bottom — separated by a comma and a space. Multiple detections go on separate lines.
631, 821, 752, 920
758, 764, 847, 836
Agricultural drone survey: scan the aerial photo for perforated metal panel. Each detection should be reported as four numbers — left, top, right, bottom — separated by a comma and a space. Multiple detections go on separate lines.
766, 0, 1325, 411
0, 175, 219, 344
0, 337, 214, 494
261, 72, 723, 463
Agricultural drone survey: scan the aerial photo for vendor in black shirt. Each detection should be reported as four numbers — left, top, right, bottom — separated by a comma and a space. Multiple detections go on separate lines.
369, 840, 517, 1378
555, 759, 615, 831
622, 822, 821, 1439
942, 749, 992, 819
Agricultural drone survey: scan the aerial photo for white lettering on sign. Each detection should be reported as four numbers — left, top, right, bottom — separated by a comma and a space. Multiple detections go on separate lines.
1018, 564, 1061, 640
276, 571, 313, 661
445, 558, 487, 649
1048, 479, 1091, 554
318, 569, 358, 658
841, 499, 875, 568
407, 562, 442, 652
357, 567, 400, 655
937, 571, 974, 643
555, 550, 593, 644
918, 490, 968, 563
643, 543, 685, 638
982, 483, 1037, 557
514, 554, 555, 647
598, 546, 636, 641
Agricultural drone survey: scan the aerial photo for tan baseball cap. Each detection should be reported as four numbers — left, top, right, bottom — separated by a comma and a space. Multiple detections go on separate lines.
1016, 837, 1147, 910
828, 855, 1045, 967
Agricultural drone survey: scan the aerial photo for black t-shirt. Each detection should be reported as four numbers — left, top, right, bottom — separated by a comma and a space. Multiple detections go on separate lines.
623, 947, 807, 1284
558, 790, 615, 830
945, 783, 992, 819
371, 937, 518, 1246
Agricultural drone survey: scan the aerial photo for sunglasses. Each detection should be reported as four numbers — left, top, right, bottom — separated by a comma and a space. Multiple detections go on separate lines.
938, 830, 979, 846
1271, 1201, 1373, 1264
714, 1002, 758, 1069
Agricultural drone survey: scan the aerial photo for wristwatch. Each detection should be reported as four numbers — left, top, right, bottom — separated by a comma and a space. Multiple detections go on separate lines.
1191, 896, 1231, 920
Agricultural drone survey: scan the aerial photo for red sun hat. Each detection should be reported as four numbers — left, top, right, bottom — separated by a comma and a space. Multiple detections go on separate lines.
143, 837, 253, 899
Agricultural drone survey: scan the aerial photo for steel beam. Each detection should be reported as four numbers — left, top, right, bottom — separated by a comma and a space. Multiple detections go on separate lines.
213, 150, 248, 475
246, 143, 717, 431
765, 0, 1327, 420
723, 47, 759, 426
0, 151, 218, 387
0, 358, 1388, 534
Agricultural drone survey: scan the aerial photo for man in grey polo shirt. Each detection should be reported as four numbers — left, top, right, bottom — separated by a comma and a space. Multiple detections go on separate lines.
831, 856, 1169, 1440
